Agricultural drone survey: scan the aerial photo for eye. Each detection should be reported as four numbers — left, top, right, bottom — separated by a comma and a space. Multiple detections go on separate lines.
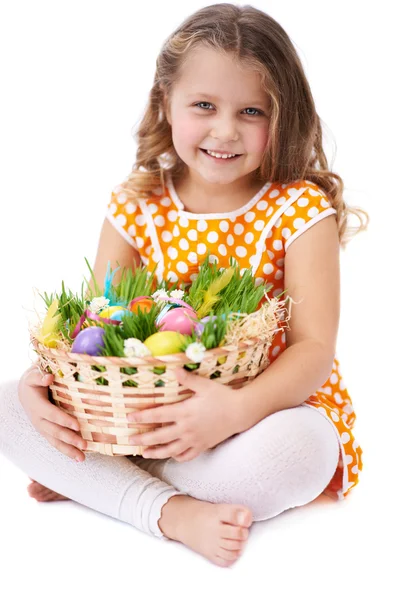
194, 102, 263, 116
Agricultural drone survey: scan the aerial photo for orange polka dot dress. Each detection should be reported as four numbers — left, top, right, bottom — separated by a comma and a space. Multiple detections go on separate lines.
107, 172, 363, 500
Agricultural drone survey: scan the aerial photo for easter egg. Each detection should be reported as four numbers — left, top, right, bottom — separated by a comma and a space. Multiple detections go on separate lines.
71, 327, 105, 356
159, 307, 198, 335
129, 296, 155, 314
98, 305, 127, 319
143, 331, 186, 356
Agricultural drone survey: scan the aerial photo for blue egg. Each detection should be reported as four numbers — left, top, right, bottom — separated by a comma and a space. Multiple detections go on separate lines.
71, 327, 105, 356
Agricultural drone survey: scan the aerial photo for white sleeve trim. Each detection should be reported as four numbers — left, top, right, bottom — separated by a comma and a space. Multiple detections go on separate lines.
106, 211, 139, 250
284, 208, 337, 252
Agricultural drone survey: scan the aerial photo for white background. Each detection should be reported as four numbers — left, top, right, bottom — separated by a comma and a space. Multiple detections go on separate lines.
0, 1, 398, 597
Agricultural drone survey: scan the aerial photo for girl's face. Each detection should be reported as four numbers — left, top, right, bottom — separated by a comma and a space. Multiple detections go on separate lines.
164, 46, 270, 189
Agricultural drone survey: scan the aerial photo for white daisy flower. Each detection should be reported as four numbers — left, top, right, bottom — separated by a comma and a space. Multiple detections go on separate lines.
89, 296, 110, 314
185, 342, 206, 363
151, 289, 169, 303
124, 338, 152, 358
170, 289, 185, 300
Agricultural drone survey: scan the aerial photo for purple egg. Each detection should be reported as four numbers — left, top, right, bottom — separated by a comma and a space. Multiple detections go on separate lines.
71, 326, 106, 356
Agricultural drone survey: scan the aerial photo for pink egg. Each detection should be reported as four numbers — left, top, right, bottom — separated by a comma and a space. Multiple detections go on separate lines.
159, 307, 198, 335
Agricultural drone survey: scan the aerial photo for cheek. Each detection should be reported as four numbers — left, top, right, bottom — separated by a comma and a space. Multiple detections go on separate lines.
246, 125, 269, 154
172, 116, 203, 149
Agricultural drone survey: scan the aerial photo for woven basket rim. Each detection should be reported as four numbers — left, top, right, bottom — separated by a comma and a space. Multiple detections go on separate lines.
31, 335, 267, 367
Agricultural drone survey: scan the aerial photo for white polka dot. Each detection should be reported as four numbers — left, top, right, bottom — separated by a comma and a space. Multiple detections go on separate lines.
339, 380, 346, 391
219, 220, 230, 233
167, 247, 178, 260
179, 238, 189, 251
136, 237, 144, 248
272, 239, 283, 251
277, 258, 284, 267
245, 232, 254, 244
341, 432, 351, 444
263, 263, 273, 275
197, 243, 207, 255
209, 255, 219, 264
255, 277, 264, 286
167, 210, 178, 222
330, 411, 339, 422
197, 219, 208, 232
218, 244, 227, 256
267, 250, 274, 260
334, 392, 344, 404
254, 220, 265, 231
167, 271, 178, 282
187, 229, 197, 241
272, 346, 281, 356
227, 234, 235, 246
144, 245, 151, 255
135, 214, 146, 226
321, 198, 330, 208
244, 211, 255, 223
189, 273, 198, 282
273, 288, 283, 297
284, 206, 295, 217
160, 196, 172, 207
236, 246, 247, 257
109, 203, 117, 214
308, 188, 320, 196
176, 261, 188, 274
321, 386, 332, 395
125, 202, 136, 214
179, 215, 189, 227
128, 224, 136, 237
257, 200, 268, 211
352, 440, 359, 451
293, 218, 306, 230
307, 207, 319, 218
351, 465, 359, 475
154, 215, 165, 227
297, 197, 309, 207
116, 214, 127, 227
275, 270, 283, 280
149, 203, 158, 214
234, 223, 244, 235
282, 227, 291, 239
345, 454, 353, 465
317, 407, 327, 416
249, 255, 258, 267
153, 186, 163, 196
276, 197, 286, 206
117, 192, 127, 204
188, 252, 197, 264
172, 225, 180, 237
207, 231, 219, 243
281, 332, 286, 344
269, 189, 279, 198
330, 373, 339, 384
266, 206, 274, 216
161, 230, 172, 242
239, 268, 247, 276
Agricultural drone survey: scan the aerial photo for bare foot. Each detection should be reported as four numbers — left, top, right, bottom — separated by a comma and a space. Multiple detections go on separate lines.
27, 479, 70, 502
158, 494, 253, 568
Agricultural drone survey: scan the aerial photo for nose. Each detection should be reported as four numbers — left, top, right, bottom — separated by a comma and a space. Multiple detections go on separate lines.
210, 112, 239, 142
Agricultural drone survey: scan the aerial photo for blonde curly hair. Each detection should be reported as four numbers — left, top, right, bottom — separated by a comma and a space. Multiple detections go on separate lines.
120, 3, 369, 248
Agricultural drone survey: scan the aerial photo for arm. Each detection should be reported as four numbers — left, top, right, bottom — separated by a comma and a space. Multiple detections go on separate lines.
85, 216, 141, 299
233, 214, 340, 433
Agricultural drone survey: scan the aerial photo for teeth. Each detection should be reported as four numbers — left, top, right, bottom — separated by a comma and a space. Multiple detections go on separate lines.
206, 149, 237, 159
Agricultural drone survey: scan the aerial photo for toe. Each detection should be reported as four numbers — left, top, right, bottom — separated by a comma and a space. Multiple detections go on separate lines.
218, 504, 253, 528
220, 538, 245, 552
216, 547, 242, 562
220, 523, 249, 541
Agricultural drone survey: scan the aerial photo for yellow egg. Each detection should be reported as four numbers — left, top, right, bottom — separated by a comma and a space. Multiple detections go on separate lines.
98, 305, 126, 319
143, 331, 187, 356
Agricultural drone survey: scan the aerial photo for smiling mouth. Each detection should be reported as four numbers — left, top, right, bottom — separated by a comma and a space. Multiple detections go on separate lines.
199, 148, 242, 158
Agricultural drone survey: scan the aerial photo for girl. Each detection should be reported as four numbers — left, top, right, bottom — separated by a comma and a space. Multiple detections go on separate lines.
0, 3, 368, 568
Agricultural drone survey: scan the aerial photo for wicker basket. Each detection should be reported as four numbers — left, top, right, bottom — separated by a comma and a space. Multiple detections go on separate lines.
32, 336, 272, 456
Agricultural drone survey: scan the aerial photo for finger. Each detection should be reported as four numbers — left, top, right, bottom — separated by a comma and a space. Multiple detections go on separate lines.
142, 440, 185, 459
128, 424, 179, 446
127, 406, 177, 425
41, 419, 87, 451
24, 366, 54, 388
42, 403, 81, 432
174, 447, 199, 462
42, 432, 86, 462
174, 367, 217, 392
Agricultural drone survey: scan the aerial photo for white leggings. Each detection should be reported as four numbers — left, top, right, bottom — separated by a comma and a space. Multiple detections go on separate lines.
0, 379, 340, 540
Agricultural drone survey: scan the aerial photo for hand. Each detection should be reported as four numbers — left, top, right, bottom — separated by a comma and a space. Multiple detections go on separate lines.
126, 367, 242, 462
18, 364, 87, 462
